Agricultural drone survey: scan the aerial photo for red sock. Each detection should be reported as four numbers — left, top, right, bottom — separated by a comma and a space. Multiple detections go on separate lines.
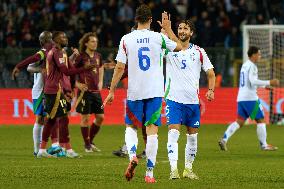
58, 116, 70, 144
80, 126, 90, 146
65, 143, 72, 150
89, 123, 100, 143
40, 118, 56, 149
51, 121, 59, 144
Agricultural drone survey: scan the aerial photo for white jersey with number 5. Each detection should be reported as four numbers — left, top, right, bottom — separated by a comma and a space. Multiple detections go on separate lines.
237, 60, 270, 102
165, 44, 214, 104
116, 29, 177, 100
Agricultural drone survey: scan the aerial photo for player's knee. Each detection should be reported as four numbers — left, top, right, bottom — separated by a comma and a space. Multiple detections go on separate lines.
255, 119, 265, 124
81, 116, 89, 126
236, 119, 245, 127
168, 124, 180, 131
187, 127, 198, 135
36, 116, 44, 125
96, 114, 104, 124
146, 124, 158, 135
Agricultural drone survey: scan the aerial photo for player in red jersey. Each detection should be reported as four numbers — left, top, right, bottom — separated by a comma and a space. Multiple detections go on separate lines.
37, 31, 95, 158
74, 33, 105, 152
11, 31, 56, 156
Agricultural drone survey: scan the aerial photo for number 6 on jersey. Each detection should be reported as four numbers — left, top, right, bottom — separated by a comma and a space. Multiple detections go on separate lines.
138, 47, 150, 71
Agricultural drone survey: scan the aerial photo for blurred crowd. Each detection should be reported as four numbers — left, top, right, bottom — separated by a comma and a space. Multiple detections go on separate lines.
0, 0, 283, 88
1, 0, 284, 49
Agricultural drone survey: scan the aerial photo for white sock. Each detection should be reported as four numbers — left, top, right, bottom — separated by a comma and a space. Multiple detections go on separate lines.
125, 127, 138, 161
146, 134, 158, 178
67, 149, 74, 153
167, 129, 180, 172
38, 149, 47, 153
185, 133, 198, 170
33, 123, 43, 153
223, 121, 240, 142
52, 142, 60, 147
257, 123, 267, 147
121, 143, 127, 153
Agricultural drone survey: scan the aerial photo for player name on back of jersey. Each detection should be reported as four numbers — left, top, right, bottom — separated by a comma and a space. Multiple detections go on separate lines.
137, 37, 149, 44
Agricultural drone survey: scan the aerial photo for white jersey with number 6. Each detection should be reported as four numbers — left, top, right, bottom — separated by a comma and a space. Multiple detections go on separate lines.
165, 44, 214, 104
237, 60, 270, 102
116, 29, 177, 101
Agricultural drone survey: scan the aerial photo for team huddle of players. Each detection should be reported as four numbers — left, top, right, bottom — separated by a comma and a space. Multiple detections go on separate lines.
12, 4, 280, 184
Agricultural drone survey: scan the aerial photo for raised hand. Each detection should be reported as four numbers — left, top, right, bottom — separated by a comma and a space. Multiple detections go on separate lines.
157, 11, 172, 31
71, 47, 80, 57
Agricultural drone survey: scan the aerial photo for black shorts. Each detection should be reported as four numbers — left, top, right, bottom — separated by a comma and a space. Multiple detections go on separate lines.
44, 93, 68, 119
76, 91, 104, 115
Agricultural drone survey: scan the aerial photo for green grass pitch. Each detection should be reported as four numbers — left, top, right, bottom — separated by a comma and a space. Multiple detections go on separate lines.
0, 124, 283, 189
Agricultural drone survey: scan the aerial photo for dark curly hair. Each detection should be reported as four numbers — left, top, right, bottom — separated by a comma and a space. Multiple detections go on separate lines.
79, 32, 97, 53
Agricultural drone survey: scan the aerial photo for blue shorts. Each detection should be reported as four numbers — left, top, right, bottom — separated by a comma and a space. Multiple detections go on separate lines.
125, 97, 162, 127
166, 100, 200, 128
237, 100, 264, 120
33, 98, 45, 116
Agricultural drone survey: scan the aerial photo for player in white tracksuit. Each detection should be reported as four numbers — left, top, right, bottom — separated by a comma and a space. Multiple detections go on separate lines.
218, 46, 280, 151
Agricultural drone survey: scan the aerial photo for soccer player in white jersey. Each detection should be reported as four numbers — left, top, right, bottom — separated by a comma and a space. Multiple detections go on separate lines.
103, 5, 182, 183
163, 20, 215, 180
12, 31, 54, 155
218, 46, 279, 151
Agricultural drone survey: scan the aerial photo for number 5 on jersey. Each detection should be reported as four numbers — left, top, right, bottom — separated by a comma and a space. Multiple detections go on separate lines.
138, 47, 150, 71
181, 60, 186, 69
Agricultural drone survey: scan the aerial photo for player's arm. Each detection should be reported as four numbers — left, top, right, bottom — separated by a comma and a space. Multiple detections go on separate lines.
102, 36, 127, 107
27, 63, 42, 73
102, 62, 125, 107
248, 66, 279, 87
109, 62, 125, 93
201, 48, 215, 101
69, 47, 80, 65
54, 52, 95, 76
98, 65, 104, 90
206, 69, 216, 101
75, 80, 88, 91
12, 50, 44, 79
158, 12, 182, 51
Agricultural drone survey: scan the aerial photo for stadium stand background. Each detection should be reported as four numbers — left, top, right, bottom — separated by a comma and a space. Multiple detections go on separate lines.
0, 0, 284, 88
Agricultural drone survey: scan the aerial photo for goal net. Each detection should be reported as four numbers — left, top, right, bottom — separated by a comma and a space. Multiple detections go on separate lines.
243, 25, 284, 124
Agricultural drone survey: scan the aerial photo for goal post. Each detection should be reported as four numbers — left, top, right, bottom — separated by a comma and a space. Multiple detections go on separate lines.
243, 25, 284, 124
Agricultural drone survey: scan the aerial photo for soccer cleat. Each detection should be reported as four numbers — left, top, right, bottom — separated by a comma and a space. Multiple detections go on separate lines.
33, 152, 38, 157
37, 150, 56, 158
112, 147, 127, 157
124, 157, 138, 181
56, 150, 66, 157
91, 143, 101, 152
137, 150, 146, 159
218, 139, 228, 151
183, 168, 199, 180
66, 151, 81, 158
47, 146, 62, 155
261, 144, 278, 151
169, 169, 180, 180
85, 145, 93, 153
144, 176, 156, 183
